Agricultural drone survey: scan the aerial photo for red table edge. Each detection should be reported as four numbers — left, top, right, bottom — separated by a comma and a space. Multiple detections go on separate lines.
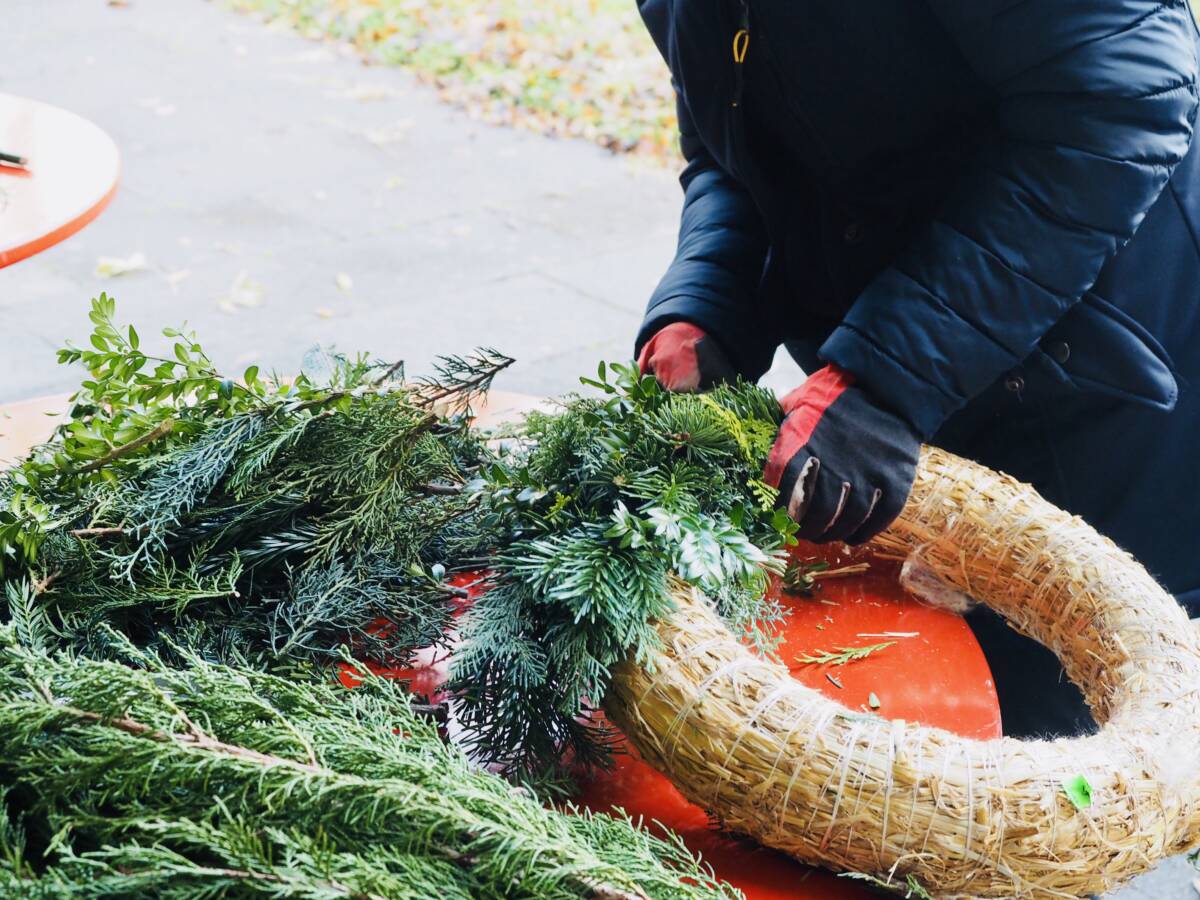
0, 174, 119, 269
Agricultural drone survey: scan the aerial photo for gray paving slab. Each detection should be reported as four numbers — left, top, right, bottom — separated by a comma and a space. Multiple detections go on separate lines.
0, 2, 1192, 896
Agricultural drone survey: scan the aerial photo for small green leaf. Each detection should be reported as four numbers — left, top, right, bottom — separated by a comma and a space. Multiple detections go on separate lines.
868, 692, 881, 710
1062, 774, 1093, 810
128, 325, 139, 350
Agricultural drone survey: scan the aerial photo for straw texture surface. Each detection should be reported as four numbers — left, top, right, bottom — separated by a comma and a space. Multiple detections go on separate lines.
607, 447, 1200, 898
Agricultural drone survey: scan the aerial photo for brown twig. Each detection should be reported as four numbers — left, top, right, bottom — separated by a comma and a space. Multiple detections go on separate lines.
372, 359, 406, 387
32, 570, 61, 596
419, 482, 464, 496
435, 583, 470, 599
809, 562, 871, 580
77, 419, 174, 473
68, 526, 126, 539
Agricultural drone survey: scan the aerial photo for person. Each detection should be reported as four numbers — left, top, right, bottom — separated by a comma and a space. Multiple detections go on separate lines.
634, 0, 1200, 737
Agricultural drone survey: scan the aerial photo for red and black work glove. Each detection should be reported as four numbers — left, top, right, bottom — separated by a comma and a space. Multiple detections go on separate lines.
764, 364, 920, 544
637, 322, 736, 393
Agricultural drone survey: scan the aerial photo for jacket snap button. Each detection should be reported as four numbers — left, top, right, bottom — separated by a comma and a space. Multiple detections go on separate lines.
1049, 341, 1071, 364
843, 222, 863, 244
1005, 374, 1025, 393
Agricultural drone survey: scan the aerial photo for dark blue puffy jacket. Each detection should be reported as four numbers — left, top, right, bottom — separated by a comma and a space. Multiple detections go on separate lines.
636, 1, 1200, 620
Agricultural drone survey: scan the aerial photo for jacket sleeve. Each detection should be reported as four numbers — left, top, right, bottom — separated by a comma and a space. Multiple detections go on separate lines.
635, 92, 776, 379
819, 0, 1199, 437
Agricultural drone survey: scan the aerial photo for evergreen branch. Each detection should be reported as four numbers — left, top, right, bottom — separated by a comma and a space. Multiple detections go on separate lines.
117, 864, 384, 899
75, 418, 175, 473
0, 634, 737, 899
780, 559, 870, 595
414, 349, 515, 410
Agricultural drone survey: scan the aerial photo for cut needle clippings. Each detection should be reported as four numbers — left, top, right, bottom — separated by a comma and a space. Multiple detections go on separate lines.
797, 641, 896, 667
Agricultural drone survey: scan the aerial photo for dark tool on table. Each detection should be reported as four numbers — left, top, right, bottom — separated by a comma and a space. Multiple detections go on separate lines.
0, 150, 29, 169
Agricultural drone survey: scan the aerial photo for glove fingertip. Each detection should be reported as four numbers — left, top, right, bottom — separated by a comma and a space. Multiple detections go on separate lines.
845, 488, 906, 546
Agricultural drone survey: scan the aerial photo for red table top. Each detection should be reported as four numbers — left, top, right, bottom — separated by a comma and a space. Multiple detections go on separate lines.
0, 93, 119, 268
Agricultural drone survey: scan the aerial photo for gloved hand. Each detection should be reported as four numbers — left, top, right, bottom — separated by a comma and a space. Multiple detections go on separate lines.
637, 322, 735, 393
764, 364, 920, 544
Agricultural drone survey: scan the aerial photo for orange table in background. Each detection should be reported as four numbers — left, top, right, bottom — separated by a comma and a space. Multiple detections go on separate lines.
0, 390, 1001, 899
0, 93, 119, 268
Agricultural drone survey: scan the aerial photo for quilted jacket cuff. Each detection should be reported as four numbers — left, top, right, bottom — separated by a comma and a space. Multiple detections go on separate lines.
818, 324, 967, 439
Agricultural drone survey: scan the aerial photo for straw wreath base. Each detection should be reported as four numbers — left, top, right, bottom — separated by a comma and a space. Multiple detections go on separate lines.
607, 446, 1200, 898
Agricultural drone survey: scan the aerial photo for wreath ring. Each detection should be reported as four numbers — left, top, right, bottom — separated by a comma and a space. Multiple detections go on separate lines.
607, 447, 1200, 898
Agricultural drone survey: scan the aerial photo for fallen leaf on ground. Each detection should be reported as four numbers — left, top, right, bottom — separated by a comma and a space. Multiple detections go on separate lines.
164, 269, 192, 292
363, 120, 414, 146
136, 97, 176, 116
335, 272, 353, 292
95, 252, 148, 278
217, 272, 265, 312
331, 83, 397, 101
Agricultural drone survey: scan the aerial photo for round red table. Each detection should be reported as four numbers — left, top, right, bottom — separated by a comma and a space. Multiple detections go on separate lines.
0, 93, 119, 268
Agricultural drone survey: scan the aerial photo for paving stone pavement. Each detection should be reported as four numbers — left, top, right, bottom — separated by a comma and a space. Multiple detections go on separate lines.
0, 0, 804, 404
0, 3, 1194, 897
